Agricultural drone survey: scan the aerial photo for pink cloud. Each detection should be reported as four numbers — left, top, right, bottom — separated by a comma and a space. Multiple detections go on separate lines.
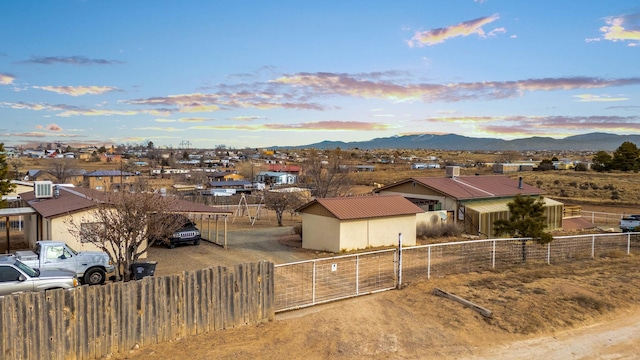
408, 14, 500, 47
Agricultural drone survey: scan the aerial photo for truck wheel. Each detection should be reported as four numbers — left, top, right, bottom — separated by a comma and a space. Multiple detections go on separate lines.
84, 268, 106, 285
194, 238, 200, 245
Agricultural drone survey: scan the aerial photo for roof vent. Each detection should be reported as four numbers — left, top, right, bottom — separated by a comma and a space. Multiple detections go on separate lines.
34, 181, 54, 199
446, 166, 460, 178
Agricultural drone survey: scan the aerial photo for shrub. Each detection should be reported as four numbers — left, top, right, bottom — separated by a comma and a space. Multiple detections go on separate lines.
579, 183, 589, 190
574, 163, 588, 171
569, 181, 577, 187
590, 183, 599, 190
417, 221, 464, 238
292, 223, 302, 238
611, 191, 620, 200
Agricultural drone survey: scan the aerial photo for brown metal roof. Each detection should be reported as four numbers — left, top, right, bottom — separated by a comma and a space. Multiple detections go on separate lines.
20, 186, 100, 218
298, 195, 424, 220
409, 175, 543, 200
20, 186, 232, 218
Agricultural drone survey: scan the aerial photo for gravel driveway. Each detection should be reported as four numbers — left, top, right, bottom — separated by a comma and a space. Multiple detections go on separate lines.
146, 226, 322, 276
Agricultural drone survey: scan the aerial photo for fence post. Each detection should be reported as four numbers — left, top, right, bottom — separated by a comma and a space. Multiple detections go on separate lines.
592, 212, 595, 223
312, 260, 316, 305
628, 233, 631, 255
355, 255, 359, 296
547, 243, 551, 265
427, 246, 431, 280
397, 233, 403, 290
492, 240, 496, 269
591, 235, 596, 258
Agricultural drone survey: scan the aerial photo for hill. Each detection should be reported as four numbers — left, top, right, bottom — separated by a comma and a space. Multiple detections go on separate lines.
276, 132, 640, 151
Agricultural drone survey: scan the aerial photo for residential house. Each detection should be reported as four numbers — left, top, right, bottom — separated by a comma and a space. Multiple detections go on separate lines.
18, 185, 233, 253
296, 195, 424, 253
255, 171, 296, 185
374, 166, 563, 238
82, 170, 136, 192
266, 164, 301, 175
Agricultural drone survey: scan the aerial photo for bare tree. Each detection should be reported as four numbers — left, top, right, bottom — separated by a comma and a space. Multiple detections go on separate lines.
48, 158, 80, 183
264, 189, 308, 226
65, 192, 185, 281
302, 148, 351, 198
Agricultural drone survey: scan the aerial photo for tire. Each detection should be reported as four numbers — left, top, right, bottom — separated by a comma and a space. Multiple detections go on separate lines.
194, 238, 200, 246
84, 268, 106, 285
167, 242, 176, 249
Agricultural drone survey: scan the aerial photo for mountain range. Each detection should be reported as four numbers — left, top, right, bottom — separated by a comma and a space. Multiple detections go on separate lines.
279, 133, 640, 151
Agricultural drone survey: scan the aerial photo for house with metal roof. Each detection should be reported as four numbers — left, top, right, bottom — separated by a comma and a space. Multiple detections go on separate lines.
374, 166, 563, 238
82, 169, 136, 192
296, 195, 424, 253
255, 171, 296, 185
18, 185, 233, 254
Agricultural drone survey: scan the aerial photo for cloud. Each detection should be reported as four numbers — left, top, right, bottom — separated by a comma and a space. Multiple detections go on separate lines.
189, 120, 393, 132
125, 92, 327, 111
573, 94, 628, 102
230, 116, 265, 121
46, 123, 63, 132
0, 101, 172, 117
407, 14, 500, 47
17, 55, 123, 65
0, 73, 15, 85
272, 72, 640, 103
420, 114, 640, 137
599, 13, 640, 44
7, 131, 83, 139
133, 127, 185, 132
33, 85, 119, 96
178, 117, 215, 122
155, 119, 177, 123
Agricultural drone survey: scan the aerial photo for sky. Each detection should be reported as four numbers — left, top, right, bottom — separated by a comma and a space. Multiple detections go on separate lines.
1, 1, 640, 150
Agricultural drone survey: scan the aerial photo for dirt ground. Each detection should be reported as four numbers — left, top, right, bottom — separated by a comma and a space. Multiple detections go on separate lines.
106, 207, 640, 360
111, 254, 640, 360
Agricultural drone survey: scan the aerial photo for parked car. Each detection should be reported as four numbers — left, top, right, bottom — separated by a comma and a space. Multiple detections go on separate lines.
0, 256, 79, 296
152, 216, 201, 249
620, 215, 640, 232
14, 241, 114, 285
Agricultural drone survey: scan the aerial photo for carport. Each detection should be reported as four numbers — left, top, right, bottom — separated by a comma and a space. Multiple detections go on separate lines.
0, 207, 36, 253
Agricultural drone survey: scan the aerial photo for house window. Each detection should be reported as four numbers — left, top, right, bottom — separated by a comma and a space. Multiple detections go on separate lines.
95, 186, 103, 190
96, 176, 103, 180
80, 222, 106, 243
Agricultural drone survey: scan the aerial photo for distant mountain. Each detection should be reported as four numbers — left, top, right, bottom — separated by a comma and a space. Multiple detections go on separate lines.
276, 132, 640, 151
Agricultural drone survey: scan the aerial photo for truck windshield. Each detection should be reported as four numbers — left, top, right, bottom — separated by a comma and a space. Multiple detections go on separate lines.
14, 260, 38, 277
65, 244, 79, 255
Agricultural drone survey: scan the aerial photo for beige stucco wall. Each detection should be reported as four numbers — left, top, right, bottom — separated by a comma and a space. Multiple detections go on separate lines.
377, 190, 457, 212
301, 213, 341, 252
416, 211, 449, 227
339, 215, 416, 251
22, 209, 147, 258
302, 213, 417, 253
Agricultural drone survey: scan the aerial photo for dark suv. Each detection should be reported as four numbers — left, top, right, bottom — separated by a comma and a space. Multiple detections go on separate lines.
153, 216, 201, 249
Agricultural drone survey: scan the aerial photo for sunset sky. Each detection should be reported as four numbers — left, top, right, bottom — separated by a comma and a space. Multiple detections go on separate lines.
1, 1, 639, 149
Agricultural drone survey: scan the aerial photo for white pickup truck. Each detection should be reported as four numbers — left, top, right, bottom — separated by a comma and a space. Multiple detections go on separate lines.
619, 215, 640, 232
15, 241, 114, 285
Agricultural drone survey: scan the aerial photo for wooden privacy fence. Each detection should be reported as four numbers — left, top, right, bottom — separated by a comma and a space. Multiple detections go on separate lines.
0, 261, 275, 360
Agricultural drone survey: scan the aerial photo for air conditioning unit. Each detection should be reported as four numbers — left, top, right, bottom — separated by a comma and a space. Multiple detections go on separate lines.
34, 181, 53, 199
445, 166, 460, 178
